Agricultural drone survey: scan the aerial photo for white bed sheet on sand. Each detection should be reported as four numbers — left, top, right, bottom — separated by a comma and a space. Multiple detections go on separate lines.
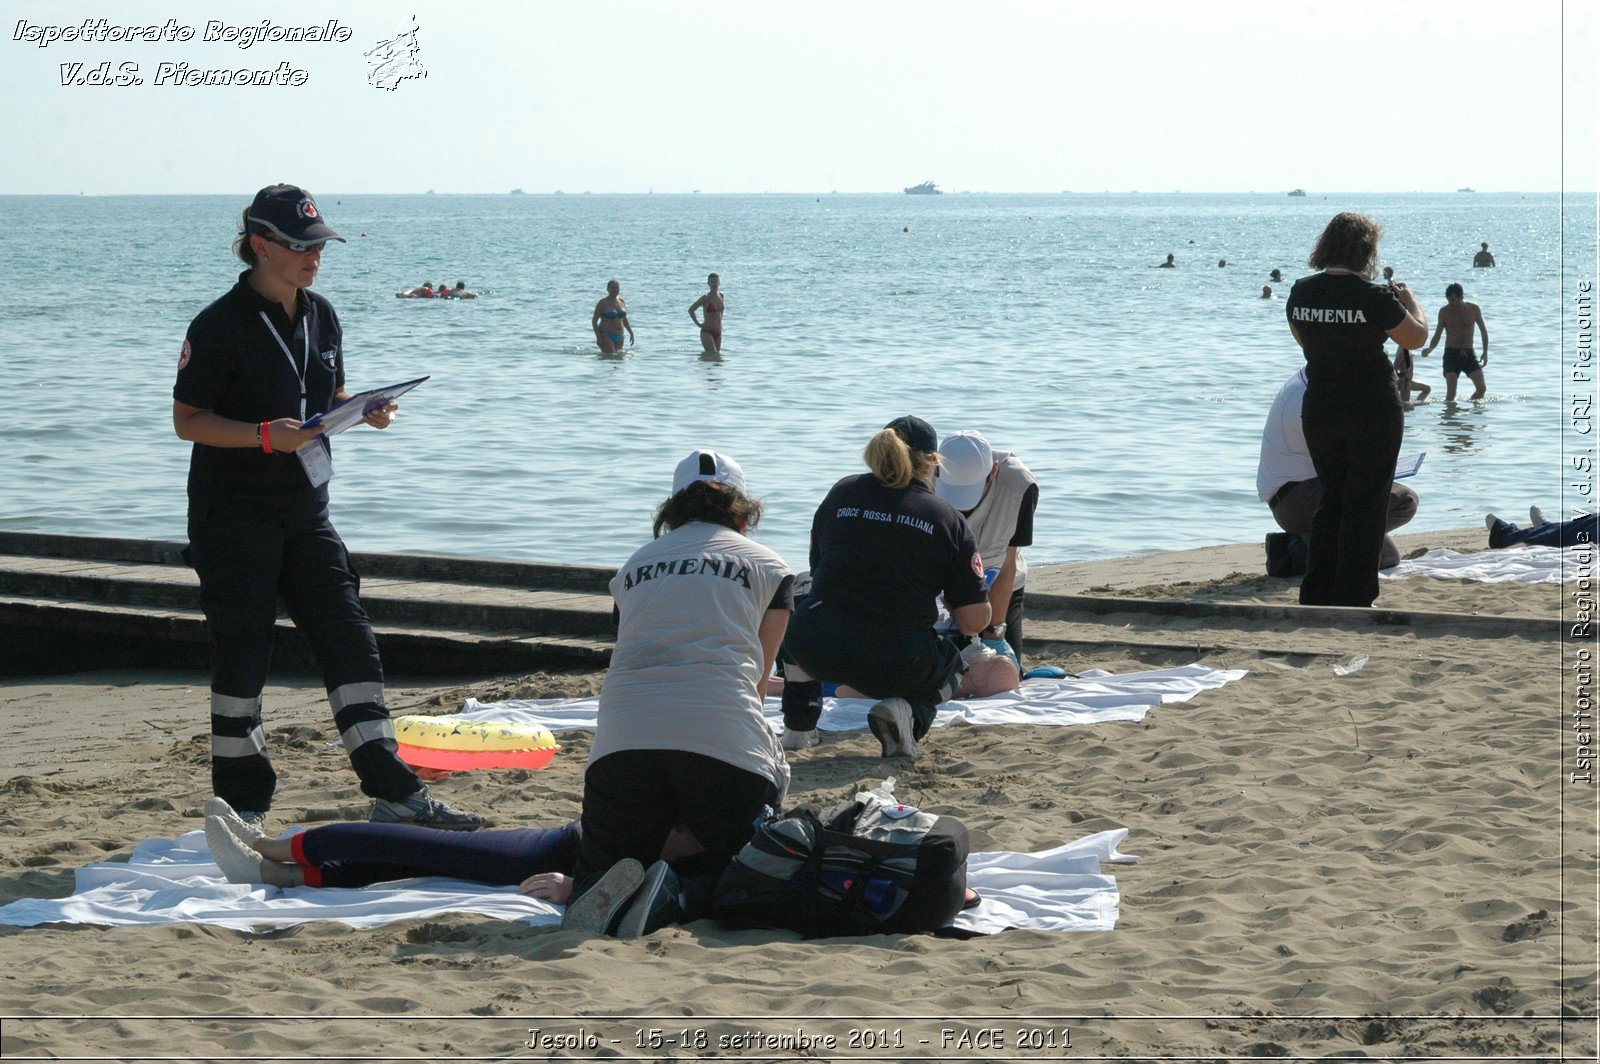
1381, 544, 1582, 585
0, 667, 1236, 933
459, 664, 1247, 736
0, 829, 1136, 936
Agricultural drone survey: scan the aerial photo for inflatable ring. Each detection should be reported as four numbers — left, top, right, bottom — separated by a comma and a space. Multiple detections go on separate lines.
394, 715, 558, 772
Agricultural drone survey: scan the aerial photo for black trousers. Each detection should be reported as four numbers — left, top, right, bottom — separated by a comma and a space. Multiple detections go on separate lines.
186, 494, 421, 813
1299, 382, 1404, 607
571, 749, 778, 917
779, 597, 963, 739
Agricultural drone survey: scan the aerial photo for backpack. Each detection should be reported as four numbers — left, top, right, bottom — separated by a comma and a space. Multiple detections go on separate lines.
712, 787, 969, 937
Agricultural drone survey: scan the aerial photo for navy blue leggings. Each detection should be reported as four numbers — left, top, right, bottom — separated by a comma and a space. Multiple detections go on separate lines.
290, 820, 581, 889
1489, 513, 1598, 549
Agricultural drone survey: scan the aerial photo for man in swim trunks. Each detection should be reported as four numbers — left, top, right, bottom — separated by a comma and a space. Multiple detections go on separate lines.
1420, 282, 1490, 401
688, 273, 724, 355
1473, 242, 1496, 268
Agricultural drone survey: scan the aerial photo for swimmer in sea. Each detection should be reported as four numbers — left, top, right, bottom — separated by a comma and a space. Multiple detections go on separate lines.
1158, 253, 1175, 268
1420, 282, 1490, 401
592, 279, 634, 354
1261, 285, 1274, 299
398, 282, 434, 298
1270, 268, 1284, 282
688, 273, 724, 356
1473, 242, 1496, 268
451, 281, 477, 299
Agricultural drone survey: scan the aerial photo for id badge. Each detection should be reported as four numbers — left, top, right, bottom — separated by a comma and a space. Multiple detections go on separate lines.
296, 439, 333, 487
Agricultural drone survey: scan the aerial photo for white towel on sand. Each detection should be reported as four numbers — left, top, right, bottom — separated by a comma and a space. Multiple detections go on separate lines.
0, 829, 1135, 936
1381, 545, 1582, 585
459, 664, 1247, 736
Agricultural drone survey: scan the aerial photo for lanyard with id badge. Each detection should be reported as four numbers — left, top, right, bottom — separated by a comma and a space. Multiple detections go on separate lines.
259, 310, 334, 487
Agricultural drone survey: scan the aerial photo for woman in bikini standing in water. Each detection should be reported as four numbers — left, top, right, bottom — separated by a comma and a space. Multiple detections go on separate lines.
592, 279, 634, 354
688, 273, 724, 356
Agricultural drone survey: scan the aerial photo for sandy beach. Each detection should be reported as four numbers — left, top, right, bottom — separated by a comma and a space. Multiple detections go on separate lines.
0, 530, 1589, 1060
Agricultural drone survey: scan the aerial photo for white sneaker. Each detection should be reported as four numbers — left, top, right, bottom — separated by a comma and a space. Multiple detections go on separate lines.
867, 698, 918, 758
781, 728, 820, 751
205, 797, 267, 843
615, 860, 684, 939
205, 816, 264, 884
561, 859, 645, 936
1530, 506, 1546, 526
1485, 513, 1499, 532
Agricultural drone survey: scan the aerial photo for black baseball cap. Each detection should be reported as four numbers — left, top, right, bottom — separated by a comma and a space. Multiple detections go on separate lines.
885, 415, 937, 453
244, 184, 344, 246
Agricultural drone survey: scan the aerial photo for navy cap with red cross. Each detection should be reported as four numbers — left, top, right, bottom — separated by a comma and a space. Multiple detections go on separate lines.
244, 184, 345, 246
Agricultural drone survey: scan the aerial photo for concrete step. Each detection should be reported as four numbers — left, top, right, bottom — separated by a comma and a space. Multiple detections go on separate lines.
0, 594, 613, 676
0, 532, 620, 676
0, 553, 618, 636
0, 531, 616, 594
1026, 590, 1557, 640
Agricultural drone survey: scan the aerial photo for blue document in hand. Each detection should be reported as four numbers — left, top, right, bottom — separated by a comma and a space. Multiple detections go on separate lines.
301, 376, 430, 437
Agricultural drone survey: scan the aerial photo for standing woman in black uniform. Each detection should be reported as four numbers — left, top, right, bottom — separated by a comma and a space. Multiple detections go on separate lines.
779, 416, 990, 758
172, 185, 482, 831
1286, 213, 1428, 607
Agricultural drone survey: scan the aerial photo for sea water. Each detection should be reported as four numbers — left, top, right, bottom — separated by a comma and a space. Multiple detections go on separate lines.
0, 192, 1591, 569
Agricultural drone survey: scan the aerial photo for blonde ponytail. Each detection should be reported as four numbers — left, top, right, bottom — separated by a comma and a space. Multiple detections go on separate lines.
863, 427, 938, 489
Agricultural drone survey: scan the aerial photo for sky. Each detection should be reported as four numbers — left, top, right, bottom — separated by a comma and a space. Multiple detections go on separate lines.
0, 0, 1594, 195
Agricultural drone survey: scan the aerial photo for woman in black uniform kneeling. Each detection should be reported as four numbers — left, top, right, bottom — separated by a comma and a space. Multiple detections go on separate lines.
172, 184, 482, 831
1286, 212, 1428, 607
780, 416, 990, 758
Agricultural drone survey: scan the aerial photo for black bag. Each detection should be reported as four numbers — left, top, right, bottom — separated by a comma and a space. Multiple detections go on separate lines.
712, 790, 969, 937
1265, 532, 1309, 577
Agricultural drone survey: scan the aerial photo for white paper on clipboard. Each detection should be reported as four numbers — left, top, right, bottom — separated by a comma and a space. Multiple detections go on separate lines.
302, 375, 430, 439
1395, 452, 1425, 479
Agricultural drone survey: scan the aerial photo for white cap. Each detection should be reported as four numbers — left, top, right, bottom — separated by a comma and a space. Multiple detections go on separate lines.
672, 450, 747, 495
935, 431, 994, 511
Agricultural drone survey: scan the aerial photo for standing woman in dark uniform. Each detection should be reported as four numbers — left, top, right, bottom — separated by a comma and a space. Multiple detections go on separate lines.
779, 416, 990, 759
1286, 213, 1428, 607
172, 185, 483, 831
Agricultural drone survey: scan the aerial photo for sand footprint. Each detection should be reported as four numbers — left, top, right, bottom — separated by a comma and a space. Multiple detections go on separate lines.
1500, 909, 1553, 942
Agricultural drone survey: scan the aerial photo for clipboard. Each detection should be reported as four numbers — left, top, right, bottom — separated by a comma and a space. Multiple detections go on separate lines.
301, 375, 429, 439
1395, 452, 1425, 479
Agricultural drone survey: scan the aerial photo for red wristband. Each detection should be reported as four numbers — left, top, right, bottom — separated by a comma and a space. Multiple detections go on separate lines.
260, 421, 272, 454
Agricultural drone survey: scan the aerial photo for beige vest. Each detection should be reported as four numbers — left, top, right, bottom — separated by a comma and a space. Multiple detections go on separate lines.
962, 452, 1036, 586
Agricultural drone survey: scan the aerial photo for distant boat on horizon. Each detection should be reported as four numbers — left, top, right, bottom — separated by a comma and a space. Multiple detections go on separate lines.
509, 188, 525, 195
1288, 188, 1307, 197
1458, 187, 1477, 193
904, 181, 942, 195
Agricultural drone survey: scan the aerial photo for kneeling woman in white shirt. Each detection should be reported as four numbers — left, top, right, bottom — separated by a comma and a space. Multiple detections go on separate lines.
561, 451, 794, 938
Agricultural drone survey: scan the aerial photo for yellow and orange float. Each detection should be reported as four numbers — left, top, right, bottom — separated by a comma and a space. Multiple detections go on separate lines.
394, 715, 559, 772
